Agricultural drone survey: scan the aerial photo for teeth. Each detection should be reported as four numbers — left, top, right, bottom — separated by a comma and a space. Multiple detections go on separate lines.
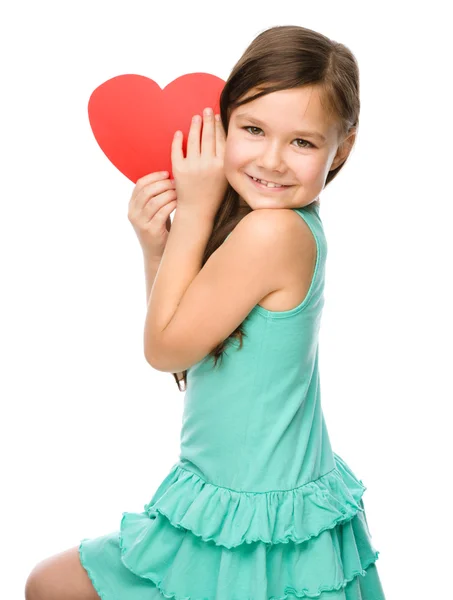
251, 176, 284, 188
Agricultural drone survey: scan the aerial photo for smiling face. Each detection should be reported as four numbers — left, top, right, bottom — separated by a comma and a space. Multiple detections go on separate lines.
223, 85, 354, 210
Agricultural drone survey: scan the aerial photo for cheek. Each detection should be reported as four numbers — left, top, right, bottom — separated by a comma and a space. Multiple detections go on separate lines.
223, 144, 240, 186
223, 150, 239, 183
292, 157, 326, 183
224, 138, 250, 170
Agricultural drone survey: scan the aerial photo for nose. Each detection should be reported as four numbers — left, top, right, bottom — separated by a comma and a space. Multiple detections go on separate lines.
255, 141, 286, 174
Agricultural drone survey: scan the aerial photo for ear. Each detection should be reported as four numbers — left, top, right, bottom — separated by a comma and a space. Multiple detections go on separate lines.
329, 128, 357, 171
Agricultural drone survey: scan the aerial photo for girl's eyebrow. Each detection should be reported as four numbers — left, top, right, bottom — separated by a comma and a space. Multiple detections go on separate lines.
235, 112, 327, 142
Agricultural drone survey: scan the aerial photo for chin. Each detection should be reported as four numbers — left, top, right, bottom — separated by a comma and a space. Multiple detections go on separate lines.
241, 198, 289, 211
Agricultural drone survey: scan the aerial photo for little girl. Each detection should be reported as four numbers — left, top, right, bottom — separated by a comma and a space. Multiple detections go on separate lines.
25, 25, 386, 600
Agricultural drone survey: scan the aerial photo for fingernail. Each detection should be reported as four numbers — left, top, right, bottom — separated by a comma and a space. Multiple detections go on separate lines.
215, 114, 221, 121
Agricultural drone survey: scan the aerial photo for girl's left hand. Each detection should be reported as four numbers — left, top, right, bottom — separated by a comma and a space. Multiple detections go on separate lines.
171, 108, 228, 221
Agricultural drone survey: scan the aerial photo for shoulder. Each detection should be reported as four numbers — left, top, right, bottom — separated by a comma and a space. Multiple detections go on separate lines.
230, 207, 305, 240
222, 208, 315, 289
228, 208, 315, 259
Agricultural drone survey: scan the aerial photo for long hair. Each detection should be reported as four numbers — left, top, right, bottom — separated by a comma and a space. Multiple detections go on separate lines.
172, 25, 360, 391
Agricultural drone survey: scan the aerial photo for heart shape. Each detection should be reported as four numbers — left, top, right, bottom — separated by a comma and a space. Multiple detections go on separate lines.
88, 73, 226, 183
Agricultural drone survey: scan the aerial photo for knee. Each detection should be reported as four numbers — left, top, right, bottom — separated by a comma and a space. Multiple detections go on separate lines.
24, 562, 46, 600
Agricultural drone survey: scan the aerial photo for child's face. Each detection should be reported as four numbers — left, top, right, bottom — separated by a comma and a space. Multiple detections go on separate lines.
224, 86, 348, 210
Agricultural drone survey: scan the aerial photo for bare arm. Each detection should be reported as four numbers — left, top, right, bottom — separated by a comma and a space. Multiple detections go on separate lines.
143, 251, 161, 307
142, 251, 185, 381
143, 252, 187, 380
144, 208, 214, 368
143, 209, 301, 373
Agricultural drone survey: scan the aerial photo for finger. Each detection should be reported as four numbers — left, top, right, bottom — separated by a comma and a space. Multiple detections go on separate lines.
142, 177, 175, 202
214, 114, 226, 157
171, 129, 185, 168
143, 189, 177, 222
133, 178, 175, 210
186, 114, 202, 157
201, 108, 216, 156
135, 170, 169, 191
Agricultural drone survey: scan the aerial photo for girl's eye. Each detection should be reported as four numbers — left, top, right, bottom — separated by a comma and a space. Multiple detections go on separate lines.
242, 126, 314, 149
294, 138, 314, 149
244, 126, 263, 136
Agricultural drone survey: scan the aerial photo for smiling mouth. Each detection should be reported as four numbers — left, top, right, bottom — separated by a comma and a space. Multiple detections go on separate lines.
246, 173, 293, 188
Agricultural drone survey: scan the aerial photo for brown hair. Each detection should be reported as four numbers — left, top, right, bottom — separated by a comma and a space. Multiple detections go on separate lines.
172, 24, 360, 391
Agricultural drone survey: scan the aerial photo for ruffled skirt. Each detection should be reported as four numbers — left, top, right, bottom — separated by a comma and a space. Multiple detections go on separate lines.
79, 453, 385, 599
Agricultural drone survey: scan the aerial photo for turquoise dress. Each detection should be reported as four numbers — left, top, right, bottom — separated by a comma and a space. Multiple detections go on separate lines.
79, 203, 386, 599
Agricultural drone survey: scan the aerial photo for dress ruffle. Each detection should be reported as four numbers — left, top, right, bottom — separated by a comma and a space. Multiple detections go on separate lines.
116, 453, 382, 599
141, 453, 367, 549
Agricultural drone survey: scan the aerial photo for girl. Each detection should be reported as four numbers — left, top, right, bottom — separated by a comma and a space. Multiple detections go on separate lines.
25, 25, 386, 600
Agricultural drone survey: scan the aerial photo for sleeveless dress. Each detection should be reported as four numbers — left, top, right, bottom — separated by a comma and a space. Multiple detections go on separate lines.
79, 202, 386, 599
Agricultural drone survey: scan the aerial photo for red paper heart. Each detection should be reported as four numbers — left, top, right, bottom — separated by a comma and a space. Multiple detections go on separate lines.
88, 73, 226, 183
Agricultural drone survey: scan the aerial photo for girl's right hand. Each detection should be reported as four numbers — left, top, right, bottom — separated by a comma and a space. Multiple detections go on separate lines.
128, 171, 177, 261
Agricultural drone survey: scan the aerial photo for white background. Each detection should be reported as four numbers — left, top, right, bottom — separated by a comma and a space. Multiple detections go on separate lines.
1, 1, 451, 598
